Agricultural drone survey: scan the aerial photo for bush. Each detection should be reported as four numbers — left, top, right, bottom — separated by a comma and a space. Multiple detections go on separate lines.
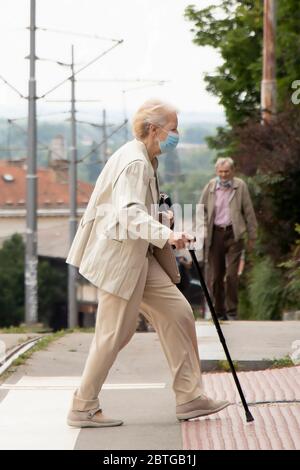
279, 224, 300, 310
0, 234, 67, 328
0, 234, 25, 327
239, 256, 284, 320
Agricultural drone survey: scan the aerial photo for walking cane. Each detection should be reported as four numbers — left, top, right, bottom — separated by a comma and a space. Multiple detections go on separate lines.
188, 247, 254, 423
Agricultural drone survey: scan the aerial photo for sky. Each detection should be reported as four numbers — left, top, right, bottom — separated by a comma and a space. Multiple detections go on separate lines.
0, 0, 224, 123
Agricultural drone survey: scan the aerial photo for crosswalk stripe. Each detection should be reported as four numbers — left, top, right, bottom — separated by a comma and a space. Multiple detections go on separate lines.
0, 376, 166, 450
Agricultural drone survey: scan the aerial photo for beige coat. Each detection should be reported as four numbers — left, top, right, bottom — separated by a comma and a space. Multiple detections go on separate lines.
66, 138, 180, 300
199, 176, 258, 260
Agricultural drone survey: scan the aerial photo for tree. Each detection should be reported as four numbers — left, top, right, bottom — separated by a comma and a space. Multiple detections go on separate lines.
163, 149, 181, 183
185, 1, 263, 127
185, 0, 300, 255
38, 258, 67, 327
185, 1, 300, 150
0, 234, 68, 328
232, 105, 300, 259
185, 1, 300, 318
0, 234, 25, 327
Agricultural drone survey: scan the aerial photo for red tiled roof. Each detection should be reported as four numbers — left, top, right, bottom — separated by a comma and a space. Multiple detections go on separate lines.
0, 161, 93, 209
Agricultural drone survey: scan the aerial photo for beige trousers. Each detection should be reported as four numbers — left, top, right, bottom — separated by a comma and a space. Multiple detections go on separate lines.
72, 250, 204, 411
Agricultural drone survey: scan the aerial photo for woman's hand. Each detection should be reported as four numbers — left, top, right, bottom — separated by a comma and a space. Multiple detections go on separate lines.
168, 231, 194, 250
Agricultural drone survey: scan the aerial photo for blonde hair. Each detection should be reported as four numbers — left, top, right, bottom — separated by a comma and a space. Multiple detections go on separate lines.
132, 99, 178, 139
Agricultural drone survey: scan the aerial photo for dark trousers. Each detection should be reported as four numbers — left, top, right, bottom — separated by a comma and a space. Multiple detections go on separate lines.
208, 226, 244, 318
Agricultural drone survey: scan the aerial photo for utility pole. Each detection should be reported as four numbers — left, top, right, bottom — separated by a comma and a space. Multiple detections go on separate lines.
25, 0, 38, 324
261, 0, 277, 123
68, 45, 78, 328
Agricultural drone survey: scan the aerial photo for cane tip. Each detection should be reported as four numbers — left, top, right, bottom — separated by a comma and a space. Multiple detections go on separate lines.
246, 411, 254, 423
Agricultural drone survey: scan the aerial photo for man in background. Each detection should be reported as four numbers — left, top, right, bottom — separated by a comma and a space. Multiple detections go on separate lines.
199, 157, 257, 320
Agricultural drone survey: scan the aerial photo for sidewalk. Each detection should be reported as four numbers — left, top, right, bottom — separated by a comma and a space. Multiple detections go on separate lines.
195, 320, 300, 369
0, 321, 299, 450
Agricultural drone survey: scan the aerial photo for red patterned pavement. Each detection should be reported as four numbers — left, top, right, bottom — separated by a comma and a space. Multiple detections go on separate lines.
182, 366, 300, 450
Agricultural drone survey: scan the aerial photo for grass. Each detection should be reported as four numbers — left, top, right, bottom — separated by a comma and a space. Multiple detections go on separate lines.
0, 325, 95, 334
217, 356, 296, 372
0, 327, 97, 383
217, 360, 239, 372
269, 356, 295, 369
0, 325, 52, 334
70, 327, 95, 334
0, 329, 70, 383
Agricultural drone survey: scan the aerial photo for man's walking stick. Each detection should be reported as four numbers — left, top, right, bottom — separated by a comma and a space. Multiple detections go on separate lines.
188, 248, 254, 423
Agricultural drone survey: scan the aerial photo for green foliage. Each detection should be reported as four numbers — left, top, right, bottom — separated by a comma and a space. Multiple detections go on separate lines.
185, 1, 263, 127
206, 125, 239, 158
217, 359, 239, 372
185, 0, 300, 150
279, 224, 300, 310
231, 106, 300, 259
270, 356, 294, 369
162, 170, 213, 207
241, 256, 284, 320
160, 144, 215, 205
163, 149, 181, 183
0, 234, 67, 328
38, 259, 67, 326
184, 0, 300, 318
2, 330, 69, 379
0, 234, 25, 326
178, 145, 216, 174
180, 123, 218, 144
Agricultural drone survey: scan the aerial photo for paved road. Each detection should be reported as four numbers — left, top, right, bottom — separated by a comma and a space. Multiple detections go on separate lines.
0, 323, 300, 450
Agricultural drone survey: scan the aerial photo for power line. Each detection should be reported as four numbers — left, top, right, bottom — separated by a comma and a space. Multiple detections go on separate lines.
3, 125, 121, 165
39, 40, 123, 99
7, 119, 67, 161
122, 82, 166, 93
71, 118, 113, 128
45, 99, 102, 103
7, 120, 28, 138
2, 8, 124, 327
36, 26, 121, 43
0, 147, 47, 151
42, 119, 128, 172
34, 56, 84, 66
78, 78, 168, 84
77, 119, 128, 164
0, 148, 25, 152
0, 75, 26, 99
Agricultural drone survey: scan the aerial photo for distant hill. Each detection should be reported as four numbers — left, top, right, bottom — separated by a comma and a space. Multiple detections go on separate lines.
0, 118, 218, 184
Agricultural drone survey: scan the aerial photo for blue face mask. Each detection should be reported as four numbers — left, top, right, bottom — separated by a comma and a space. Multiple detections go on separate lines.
159, 131, 179, 154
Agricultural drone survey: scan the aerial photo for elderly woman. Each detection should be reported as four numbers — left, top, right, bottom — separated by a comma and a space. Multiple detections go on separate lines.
66, 99, 229, 428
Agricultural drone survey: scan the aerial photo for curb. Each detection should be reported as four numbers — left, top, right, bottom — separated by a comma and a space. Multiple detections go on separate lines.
201, 359, 284, 372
